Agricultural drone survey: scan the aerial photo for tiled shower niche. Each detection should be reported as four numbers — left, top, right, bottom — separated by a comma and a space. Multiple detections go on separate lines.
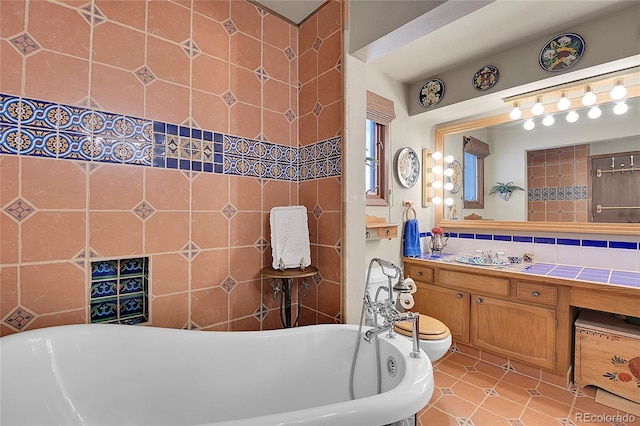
90, 257, 149, 325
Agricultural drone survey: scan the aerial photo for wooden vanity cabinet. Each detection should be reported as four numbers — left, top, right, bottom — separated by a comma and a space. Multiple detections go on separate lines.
414, 283, 470, 343
471, 295, 556, 370
405, 259, 571, 374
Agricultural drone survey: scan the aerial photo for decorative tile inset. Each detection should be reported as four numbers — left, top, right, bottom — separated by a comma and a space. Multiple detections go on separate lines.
180, 242, 201, 260
4, 198, 35, 221
255, 67, 269, 81
483, 388, 498, 396
254, 237, 268, 252
527, 389, 542, 396
253, 304, 268, 321
284, 109, 296, 123
223, 19, 237, 34
221, 276, 237, 293
133, 201, 155, 219
284, 47, 296, 60
440, 388, 454, 395
313, 37, 322, 51
222, 203, 237, 219
312, 103, 322, 117
313, 205, 323, 219
181, 39, 201, 57
508, 420, 525, 426
465, 366, 477, 372
78, 2, 106, 26
135, 66, 156, 85
222, 91, 237, 106
3, 307, 35, 330
90, 257, 148, 325
10, 33, 41, 55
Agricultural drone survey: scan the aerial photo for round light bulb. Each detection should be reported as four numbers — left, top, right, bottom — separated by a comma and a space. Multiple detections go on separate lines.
432, 165, 443, 175
588, 106, 601, 119
566, 110, 579, 123
542, 115, 555, 126
509, 106, 522, 120
613, 102, 628, 115
444, 182, 454, 191
581, 86, 596, 106
610, 82, 627, 100
524, 119, 535, 130
531, 100, 544, 116
432, 196, 442, 205
431, 151, 443, 161
556, 94, 571, 111
431, 181, 443, 189
444, 168, 454, 177
443, 154, 454, 164
444, 197, 454, 206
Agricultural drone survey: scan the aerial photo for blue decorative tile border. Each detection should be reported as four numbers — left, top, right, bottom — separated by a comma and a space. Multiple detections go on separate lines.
528, 185, 588, 201
419, 231, 639, 250
0, 93, 341, 181
90, 257, 149, 325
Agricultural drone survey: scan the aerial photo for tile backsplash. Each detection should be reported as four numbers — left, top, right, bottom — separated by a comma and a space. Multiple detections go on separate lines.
421, 231, 640, 272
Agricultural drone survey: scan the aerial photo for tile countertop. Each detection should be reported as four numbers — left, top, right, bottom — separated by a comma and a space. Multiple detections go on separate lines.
411, 253, 640, 289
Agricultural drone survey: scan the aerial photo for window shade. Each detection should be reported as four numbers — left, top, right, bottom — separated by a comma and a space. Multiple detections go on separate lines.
463, 136, 490, 158
366, 91, 396, 125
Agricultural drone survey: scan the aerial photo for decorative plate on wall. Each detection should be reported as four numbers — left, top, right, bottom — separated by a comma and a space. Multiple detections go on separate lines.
396, 147, 420, 188
472, 65, 499, 91
449, 160, 463, 194
539, 33, 585, 72
418, 78, 444, 108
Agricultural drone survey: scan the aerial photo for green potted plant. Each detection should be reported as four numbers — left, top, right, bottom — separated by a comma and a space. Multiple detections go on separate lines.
488, 181, 525, 201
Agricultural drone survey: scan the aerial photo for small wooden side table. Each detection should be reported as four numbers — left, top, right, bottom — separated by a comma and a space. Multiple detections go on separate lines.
259, 265, 318, 328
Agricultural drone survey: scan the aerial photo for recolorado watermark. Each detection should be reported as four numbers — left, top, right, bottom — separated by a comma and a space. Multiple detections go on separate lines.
575, 412, 636, 423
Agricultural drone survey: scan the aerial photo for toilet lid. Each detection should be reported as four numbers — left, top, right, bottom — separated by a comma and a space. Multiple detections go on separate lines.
394, 314, 451, 340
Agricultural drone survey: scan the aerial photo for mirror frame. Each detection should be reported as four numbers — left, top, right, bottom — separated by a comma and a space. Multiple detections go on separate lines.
434, 113, 640, 236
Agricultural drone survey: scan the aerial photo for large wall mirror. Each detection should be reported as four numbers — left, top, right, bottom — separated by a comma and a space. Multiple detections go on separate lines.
434, 72, 639, 236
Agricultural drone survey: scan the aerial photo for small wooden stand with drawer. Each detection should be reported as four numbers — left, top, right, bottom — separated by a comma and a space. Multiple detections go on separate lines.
575, 310, 640, 405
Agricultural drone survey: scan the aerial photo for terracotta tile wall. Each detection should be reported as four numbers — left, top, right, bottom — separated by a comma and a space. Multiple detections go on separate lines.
527, 145, 588, 222
0, 0, 343, 335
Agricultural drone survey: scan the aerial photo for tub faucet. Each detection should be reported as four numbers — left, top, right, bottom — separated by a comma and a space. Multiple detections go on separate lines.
364, 306, 422, 359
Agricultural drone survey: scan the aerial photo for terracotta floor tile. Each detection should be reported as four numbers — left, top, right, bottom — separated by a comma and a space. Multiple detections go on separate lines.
446, 352, 479, 367
451, 380, 488, 405
437, 359, 469, 378
493, 380, 533, 406
469, 407, 512, 425
433, 394, 478, 418
528, 395, 572, 419
500, 371, 541, 389
573, 395, 620, 417
480, 395, 526, 419
434, 370, 460, 388
418, 406, 462, 426
462, 370, 502, 389
536, 381, 576, 406
474, 361, 507, 379
520, 407, 566, 425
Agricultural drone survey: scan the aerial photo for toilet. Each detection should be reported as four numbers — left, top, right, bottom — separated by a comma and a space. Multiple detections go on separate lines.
367, 267, 452, 362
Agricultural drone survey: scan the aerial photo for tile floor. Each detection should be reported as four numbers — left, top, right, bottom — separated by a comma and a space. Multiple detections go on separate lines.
417, 346, 638, 426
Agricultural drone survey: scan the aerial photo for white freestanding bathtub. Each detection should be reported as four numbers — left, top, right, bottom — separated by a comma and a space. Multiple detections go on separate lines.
0, 324, 433, 426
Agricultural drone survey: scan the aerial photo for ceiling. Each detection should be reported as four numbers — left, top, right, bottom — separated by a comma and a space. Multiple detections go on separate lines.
255, 0, 636, 122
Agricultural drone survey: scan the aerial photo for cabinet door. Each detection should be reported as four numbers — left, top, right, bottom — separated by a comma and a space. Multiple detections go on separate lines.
471, 295, 556, 370
414, 284, 470, 343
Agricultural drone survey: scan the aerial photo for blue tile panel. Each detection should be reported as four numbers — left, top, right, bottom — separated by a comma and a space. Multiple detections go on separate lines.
432, 232, 638, 253
90, 257, 149, 325
0, 93, 341, 181
521, 263, 640, 288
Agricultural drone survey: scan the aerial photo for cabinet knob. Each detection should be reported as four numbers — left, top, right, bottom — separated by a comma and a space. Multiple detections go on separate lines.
532, 291, 540, 297
476, 297, 483, 303
385, 229, 391, 237
457, 293, 463, 298
366, 231, 370, 238
417, 271, 423, 276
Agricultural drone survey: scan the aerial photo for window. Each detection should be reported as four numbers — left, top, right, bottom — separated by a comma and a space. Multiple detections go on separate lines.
366, 91, 396, 206
366, 119, 389, 205
463, 136, 490, 209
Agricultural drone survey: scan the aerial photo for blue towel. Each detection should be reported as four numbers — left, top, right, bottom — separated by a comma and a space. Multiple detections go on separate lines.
403, 218, 422, 257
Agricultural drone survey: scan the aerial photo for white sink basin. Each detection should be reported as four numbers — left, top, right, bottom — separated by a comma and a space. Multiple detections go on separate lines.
454, 255, 509, 266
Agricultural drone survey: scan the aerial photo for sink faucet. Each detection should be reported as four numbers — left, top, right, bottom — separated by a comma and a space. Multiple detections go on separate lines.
476, 249, 492, 259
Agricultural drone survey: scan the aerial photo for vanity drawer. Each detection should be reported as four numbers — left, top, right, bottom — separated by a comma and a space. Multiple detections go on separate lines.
405, 264, 434, 283
516, 281, 557, 306
438, 270, 509, 296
